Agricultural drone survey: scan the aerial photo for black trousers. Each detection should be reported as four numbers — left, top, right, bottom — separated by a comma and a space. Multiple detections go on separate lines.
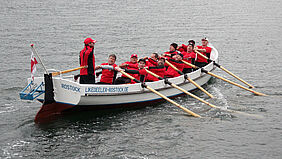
195, 62, 208, 68
182, 68, 193, 74
114, 77, 131, 84
79, 75, 95, 84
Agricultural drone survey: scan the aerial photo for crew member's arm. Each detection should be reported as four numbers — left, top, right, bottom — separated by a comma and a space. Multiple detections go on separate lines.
195, 47, 212, 58
124, 69, 140, 74
168, 58, 183, 64
119, 62, 129, 68
148, 58, 158, 66
148, 65, 165, 70
127, 63, 139, 69
100, 65, 114, 70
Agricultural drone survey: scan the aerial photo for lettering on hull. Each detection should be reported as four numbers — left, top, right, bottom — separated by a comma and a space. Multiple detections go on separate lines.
85, 87, 129, 93
61, 84, 81, 92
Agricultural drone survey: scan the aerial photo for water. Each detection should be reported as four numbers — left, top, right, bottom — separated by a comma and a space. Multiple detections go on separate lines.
1, 0, 282, 158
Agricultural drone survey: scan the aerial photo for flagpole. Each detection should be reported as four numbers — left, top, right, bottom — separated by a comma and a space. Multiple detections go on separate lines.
30, 44, 49, 74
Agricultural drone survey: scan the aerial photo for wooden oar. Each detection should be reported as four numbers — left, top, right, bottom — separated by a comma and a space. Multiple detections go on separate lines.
181, 60, 267, 96
195, 50, 255, 88
165, 60, 214, 98
145, 68, 263, 118
52, 66, 87, 76
119, 70, 201, 117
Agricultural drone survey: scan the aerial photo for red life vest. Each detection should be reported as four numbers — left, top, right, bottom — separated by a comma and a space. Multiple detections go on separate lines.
196, 46, 212, 63
100, 63, 117, 84
79, 46, 95, 75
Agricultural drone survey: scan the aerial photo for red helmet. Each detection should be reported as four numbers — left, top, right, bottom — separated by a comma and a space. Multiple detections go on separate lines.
84, 38, 97, 44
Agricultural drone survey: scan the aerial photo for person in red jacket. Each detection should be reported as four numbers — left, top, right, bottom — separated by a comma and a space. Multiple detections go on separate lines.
114, 54, 139, 84
146, 59, 166, 82
95, 54, 118, 84
123, 58, 148, 83
144, 53, 159, 67
177, 40, 195, 52
195, 37, 212, 68
163, 43, 178, 58
182, 42, 196, 74
164, 53, 184, 78
79, 37, 96, 84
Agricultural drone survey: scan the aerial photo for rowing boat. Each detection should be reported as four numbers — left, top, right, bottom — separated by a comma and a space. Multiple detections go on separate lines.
20, 45, 218, 123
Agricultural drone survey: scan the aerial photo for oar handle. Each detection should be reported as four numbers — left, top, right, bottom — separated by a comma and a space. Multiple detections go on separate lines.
52, 66, 87, 76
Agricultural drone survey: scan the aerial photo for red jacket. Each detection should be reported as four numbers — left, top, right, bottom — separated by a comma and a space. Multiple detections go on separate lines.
100, 63, 117, 84
165, 59, 184, 78
145, 58, 158, 67
196, 46, 212, 63
182, 51, 196, 68
178, 44, 188, 52
121, 61, 139, 78
80, 46, 95, 75
147, 66, 166, 81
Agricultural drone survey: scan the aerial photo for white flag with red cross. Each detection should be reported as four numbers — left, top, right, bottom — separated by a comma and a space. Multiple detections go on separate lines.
31, 51, 38, 81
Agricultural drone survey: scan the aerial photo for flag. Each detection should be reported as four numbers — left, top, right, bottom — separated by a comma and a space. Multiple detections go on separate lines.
31, 51, 38, 81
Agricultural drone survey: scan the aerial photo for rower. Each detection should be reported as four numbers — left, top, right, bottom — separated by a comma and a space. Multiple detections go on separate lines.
194, 37, 212, 68
144, 53, 159, 67
182, 42, 196, 74
164, 53, 184, 78
146, 58, 166, 82
177, 39, 196, 52
163, 43, 178, 58
116, 59, 148, 84
114, 54, 139, 84
95, 54, 118, 84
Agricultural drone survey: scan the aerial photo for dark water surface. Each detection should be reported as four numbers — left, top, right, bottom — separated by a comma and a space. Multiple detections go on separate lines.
1, 0, 282, 158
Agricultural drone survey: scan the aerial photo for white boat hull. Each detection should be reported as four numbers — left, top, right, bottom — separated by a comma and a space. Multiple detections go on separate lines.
27, 45, 218, 123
